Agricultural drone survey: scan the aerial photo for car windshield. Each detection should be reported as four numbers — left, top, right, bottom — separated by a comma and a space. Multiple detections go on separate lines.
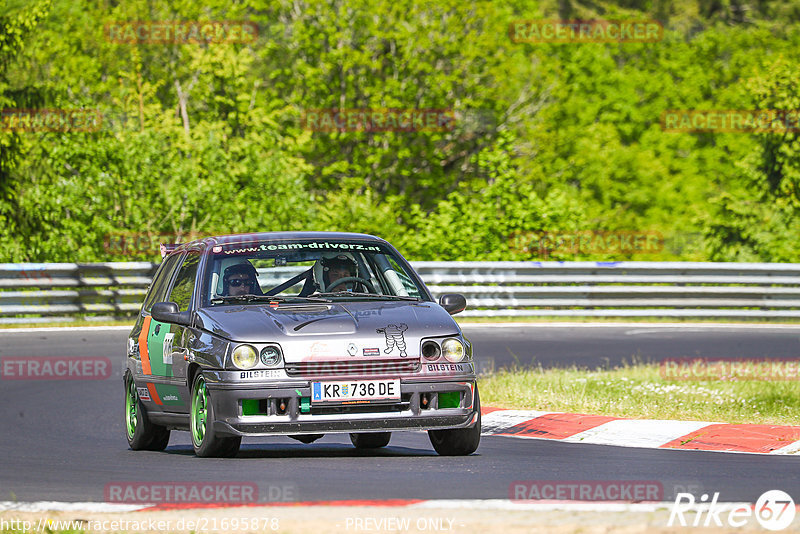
202, 239, 427, 306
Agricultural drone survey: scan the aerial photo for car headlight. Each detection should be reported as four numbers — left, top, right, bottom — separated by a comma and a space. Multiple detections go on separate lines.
232, 344, 258, 369
260, 346, 283, 367
442, 338, 465, 363
421, 340, 441, 360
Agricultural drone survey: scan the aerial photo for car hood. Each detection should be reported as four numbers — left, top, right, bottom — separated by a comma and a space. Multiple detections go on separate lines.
195, 300, 460, 358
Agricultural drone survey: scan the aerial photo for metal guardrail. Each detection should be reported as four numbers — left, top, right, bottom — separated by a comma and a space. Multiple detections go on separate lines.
412, 261, 800, 318
2, 261, 800, 323
0, 263, 155, 323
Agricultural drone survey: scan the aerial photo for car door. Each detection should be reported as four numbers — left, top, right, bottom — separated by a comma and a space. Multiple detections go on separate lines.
131, 252, 183, 410
153, 249, 202, 413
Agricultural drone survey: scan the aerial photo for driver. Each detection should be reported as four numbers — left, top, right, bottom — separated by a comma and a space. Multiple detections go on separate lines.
222, 262, 260, 296
321, 254, 358, 291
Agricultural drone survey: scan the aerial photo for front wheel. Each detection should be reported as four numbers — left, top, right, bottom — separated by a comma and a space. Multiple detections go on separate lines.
191, 372, 241, 458
428, 387, 481, 456
125, 374, 170, 451
350, 432, 391, 449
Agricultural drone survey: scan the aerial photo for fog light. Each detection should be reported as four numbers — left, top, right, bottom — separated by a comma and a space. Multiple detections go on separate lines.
232, 345, 258, 369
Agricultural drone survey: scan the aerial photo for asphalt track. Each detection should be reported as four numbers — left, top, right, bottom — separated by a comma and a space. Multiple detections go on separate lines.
1, 325, 799, 505
464, 323, 800, 371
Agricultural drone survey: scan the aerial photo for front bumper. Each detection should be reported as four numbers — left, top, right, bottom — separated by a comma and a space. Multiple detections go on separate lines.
203, 372, 478, 437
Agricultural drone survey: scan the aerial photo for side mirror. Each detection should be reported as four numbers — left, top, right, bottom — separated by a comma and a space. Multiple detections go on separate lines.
438, 293, 467, 315
151, 301, 192, 327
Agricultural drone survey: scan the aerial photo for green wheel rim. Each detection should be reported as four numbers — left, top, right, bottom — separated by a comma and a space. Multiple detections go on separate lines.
191, 377, 208, 445
125, 379, 137, 438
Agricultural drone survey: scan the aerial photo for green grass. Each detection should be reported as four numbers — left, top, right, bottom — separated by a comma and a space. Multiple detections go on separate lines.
479, 364, 800, 426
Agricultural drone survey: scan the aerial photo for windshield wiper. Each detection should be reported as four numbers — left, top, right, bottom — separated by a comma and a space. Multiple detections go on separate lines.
211, 294, 332, 304
315, 292, 421, 301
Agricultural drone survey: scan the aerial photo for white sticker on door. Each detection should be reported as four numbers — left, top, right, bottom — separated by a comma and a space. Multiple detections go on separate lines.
163, 333, 174, 365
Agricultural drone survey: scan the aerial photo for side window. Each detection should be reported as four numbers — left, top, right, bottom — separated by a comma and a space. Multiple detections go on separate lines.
167, 253, 201, 311
143, 253, 183, 313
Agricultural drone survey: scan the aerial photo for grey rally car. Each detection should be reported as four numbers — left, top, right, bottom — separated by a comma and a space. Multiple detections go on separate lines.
124, 232, 480, 457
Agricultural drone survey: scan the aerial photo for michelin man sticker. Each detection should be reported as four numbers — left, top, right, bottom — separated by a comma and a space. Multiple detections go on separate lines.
376, 323, 408, 357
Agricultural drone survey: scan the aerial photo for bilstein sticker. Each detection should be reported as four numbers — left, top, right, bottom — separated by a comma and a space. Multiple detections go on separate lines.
239, 370, 282, 379
427, 363, 472, 372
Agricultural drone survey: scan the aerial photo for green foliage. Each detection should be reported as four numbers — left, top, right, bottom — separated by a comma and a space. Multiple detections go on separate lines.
1, 0, 799, 262
705, 56, 800, 261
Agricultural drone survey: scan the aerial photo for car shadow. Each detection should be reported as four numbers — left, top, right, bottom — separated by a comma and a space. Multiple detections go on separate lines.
163, 443, 439, 458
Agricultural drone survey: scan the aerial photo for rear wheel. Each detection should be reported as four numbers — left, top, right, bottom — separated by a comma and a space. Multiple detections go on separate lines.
428, 387, 481, 456
125, 374, 170, 451
190, 373, 241, 458
350, 432, 391, 449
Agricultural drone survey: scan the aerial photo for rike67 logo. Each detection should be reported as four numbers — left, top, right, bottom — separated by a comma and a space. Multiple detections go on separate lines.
669, 490, 796, 531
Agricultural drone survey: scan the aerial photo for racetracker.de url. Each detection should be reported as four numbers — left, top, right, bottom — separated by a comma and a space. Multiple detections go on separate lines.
0, 517, 280, 532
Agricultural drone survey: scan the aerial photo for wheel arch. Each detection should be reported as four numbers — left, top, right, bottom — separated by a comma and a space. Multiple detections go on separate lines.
187, 363, 202, 388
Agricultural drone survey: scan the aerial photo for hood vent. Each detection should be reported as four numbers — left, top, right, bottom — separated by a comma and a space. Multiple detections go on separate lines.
275, 304, 332, 313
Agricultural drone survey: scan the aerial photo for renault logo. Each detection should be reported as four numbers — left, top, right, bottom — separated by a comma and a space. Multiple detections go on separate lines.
347, 343, 358, 356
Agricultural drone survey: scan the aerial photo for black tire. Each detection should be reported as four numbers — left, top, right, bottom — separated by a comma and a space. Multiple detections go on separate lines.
190, 372, 241, 458
428, 387, 481, 456
350, 432, 391, 449
125, 374, 170, 451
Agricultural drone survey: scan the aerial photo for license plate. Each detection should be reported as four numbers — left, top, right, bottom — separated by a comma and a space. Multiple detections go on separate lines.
311, 379, 401, 403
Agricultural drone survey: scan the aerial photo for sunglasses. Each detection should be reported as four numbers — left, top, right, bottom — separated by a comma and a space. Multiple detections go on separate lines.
228, 279, 254, 287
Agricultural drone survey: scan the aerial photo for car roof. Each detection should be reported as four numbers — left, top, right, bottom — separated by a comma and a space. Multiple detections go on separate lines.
170, 231, 389, 252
